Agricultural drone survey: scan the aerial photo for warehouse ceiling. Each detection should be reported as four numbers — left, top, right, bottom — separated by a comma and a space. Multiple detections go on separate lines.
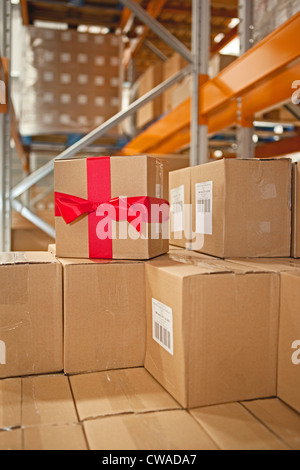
20, 0, 239, 76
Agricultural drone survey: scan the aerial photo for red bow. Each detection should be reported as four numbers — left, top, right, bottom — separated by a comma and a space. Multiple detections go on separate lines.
55, 192, 169, 234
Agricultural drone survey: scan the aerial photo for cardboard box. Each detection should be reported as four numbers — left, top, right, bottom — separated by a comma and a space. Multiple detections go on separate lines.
61, 258, 146, 375
209, 54, 237, 78
145, 255, 280, 408
69, 368, 180, 421
0, 429, 22, 451
169, 167, 192, 249
23, 424, 88, 451
48, 244, 56, 256
83, 410, 219, 450
191, 159, 292, 258
172, 75, 191, 110
153, 154, 189, 201
136, 62, 164, 129
278, 271, 300, 414
292, 162, 300, 257
191, 402, 289, 450
162, 53, 188, 114
243, 399, 300, 450
0, 253, 63, 379
54, 156, 169, 260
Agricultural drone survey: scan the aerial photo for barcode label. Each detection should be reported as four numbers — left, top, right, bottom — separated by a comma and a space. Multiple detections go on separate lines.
197, 199, 211, 213
152, 299, 173, 355
196, 181, 213, 235
171, 185, 185, 232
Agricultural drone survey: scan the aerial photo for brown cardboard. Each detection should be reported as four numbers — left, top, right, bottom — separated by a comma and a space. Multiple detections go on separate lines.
278, 271, 300, 414
228, 257, 300, 273
48, 244, 56, 256
191, 159, 292, 258
70, 367, 180, 421
152, 154, 189, 201
0, 429, 22, 451
11, 228, 54, 252
22, 375, 78, 427
84, 410, 219, 450
137, 62, 164, 129
61, 258, 146, 375
0, 378, 21, 430
0, 252, 63, 379
209, 54, 237, 78
292, 162, 300, 257
23, 424, 88, 451
242, 399, 300, 450
169, 167, 192, 249
191, 402, 289, 450
145, 255, 280, 408
162, 53, 188, 114
172, 76, 191, 110
55, 155, 169, 260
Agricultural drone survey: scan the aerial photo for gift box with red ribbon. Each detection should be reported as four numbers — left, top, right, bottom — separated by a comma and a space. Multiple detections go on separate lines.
54, 156, 170, 259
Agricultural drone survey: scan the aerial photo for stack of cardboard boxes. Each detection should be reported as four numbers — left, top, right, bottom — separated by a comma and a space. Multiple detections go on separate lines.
0, 155, 299, 449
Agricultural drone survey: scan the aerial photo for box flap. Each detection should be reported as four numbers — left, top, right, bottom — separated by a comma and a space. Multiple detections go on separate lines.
0, 252, 58, 266
58, 257, 144, 267
228, 258, 300, 273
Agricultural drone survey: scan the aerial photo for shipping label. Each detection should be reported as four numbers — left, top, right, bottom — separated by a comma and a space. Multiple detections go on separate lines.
0, 340, 6, 365
171, 185, 185, 232
152, 299, 174, 356
196, 181, 213, 235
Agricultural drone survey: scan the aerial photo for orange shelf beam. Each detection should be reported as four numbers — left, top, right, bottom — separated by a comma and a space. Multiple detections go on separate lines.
124, 12, 300, 155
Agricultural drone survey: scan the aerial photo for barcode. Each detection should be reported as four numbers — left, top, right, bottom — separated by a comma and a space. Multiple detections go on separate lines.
197, 199, 211, 213
155, 322, 171, 350
173, 202, 183, 214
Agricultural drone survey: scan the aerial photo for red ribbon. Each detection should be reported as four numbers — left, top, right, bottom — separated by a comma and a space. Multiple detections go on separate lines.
55, 157, 169, 259
55, 192, 169, 230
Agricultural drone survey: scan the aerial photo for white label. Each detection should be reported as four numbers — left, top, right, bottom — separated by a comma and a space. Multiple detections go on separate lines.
78, 94, 88, 105
95, 76, 105, 86
43, 92, 54, 103
0, 340, 6, 365
60, 93, 71, 104
95, 56, 105, 66
43, 72, 54, 82
60, 53, 71, 63
196, 181, 213, 235
95, 96, 105, 107
60, 73, 71, 84
78, 74, 88, 85
60, 114, 71, 124
78, 53, 88, 64
171, 185, 185, 232
110, 78, 119, 88
152, 299, 173, 356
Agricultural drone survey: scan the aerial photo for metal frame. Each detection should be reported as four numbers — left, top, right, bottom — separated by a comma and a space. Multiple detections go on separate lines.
237, 0, 254, 159
191, 0, 210, 166
0, 0, 12, 252
4, 0, 288, 241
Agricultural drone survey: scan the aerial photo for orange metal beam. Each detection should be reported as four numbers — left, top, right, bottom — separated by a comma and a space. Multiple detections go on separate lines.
255, 136, 300, 159
210, 26, 238, 55
20, 0, 29, 26
124, 12, 300, 154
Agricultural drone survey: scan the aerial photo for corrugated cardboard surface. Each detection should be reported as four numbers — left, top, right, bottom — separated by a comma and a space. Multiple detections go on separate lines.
243, 399, 300, 450
137, 62, 164, 129
191, 402, 289, 450
83, 410, 219, 451
61, 259, 146, 375
228, 257, 300, 272
70, 368, 180, 421
153, 154, 189, 202
55, 156, 169, 260
191, 159, 292, 258
292, 162, 300, 257
278, 271, 300, 414
0, 253, 63, 379
0, 371, 299, 450
145, 255, 280, 408
169, 167, 192, 249
162, 53, 188, 114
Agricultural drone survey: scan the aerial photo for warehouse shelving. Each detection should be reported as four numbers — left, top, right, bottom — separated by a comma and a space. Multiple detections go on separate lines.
124, 10, 300, 155
1, 0, 300, 250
